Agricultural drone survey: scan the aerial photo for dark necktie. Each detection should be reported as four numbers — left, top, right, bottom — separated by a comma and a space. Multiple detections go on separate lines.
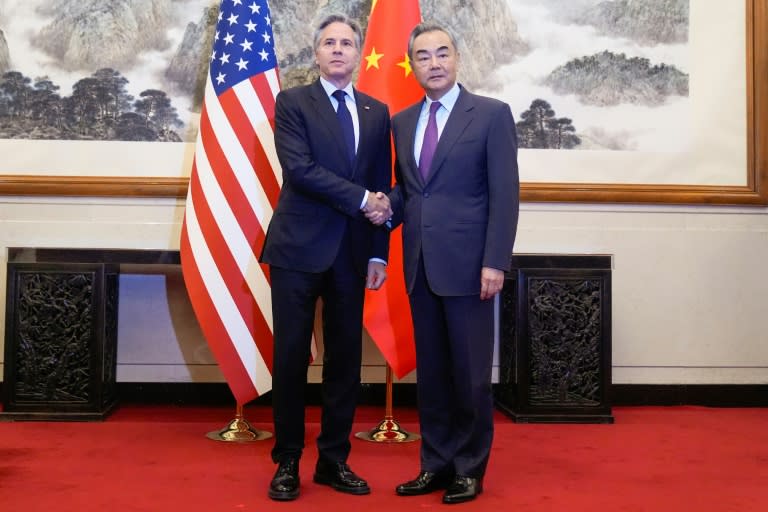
332, 89, 355, 164
418, 101, 442, 181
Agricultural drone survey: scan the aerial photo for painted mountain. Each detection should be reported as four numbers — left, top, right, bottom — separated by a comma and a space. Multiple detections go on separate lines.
33, 0, 174, 71
574, 0, 689, 45
493, 0, 690, 151
544, 50, 688, 107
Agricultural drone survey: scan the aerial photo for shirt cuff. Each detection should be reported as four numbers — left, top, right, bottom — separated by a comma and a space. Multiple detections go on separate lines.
360, 190, 369, 210
369, 258, 387, 266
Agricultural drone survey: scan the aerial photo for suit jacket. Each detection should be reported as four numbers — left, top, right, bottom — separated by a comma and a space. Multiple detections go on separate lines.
260, 80, 391, 275
389, 86, 520, 296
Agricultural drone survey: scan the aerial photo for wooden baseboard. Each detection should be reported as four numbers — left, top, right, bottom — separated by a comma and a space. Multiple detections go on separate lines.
110, 383, 768, 407
610, 384, 768, 407
2, 383, 766, 408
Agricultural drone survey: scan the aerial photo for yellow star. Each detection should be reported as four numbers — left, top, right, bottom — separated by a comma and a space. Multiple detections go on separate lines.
396, 53, 413, 77
371, 0, 378, 11
365, 47, 384, 70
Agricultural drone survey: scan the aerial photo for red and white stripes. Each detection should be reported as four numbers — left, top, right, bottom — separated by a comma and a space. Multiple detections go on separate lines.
180, 69, 281, 404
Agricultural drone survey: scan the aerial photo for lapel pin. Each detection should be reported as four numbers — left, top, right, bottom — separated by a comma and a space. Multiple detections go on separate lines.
364, 105, 370, 110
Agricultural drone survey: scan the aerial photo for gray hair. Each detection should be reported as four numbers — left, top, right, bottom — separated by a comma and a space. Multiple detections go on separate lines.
313, 14, 363, 50
407, 22, 459, 60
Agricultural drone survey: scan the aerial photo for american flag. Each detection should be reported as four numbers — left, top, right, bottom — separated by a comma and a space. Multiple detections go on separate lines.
180, 0, 280, 405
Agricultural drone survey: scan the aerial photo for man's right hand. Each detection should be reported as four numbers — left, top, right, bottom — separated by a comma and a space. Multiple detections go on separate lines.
363, 192, 392, 225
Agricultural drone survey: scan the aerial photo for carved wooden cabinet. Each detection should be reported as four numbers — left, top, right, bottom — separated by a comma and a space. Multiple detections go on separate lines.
495, 255, 613, 423
2, 248, 178, 420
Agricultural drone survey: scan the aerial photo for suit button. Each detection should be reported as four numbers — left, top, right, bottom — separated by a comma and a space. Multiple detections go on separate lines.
423, 192, 430, 198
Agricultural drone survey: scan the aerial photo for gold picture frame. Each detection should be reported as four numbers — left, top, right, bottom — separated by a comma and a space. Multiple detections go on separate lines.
0, 0, 765, 205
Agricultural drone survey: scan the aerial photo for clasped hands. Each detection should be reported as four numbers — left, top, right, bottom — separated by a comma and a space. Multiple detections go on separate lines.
362, 191, 392, 226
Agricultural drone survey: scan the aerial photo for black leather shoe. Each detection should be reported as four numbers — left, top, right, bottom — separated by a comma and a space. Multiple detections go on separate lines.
313, 460, 370, 495
395, 470, 452, 496
268, 458, 300, 501
442, 476, 483, 504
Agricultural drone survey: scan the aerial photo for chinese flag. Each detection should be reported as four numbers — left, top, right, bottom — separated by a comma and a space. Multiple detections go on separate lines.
358, 0, 423, 378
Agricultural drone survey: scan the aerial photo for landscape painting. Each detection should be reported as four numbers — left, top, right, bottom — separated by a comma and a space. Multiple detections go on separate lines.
492, 0, 689, 152
0, 0, 216, 142
0, 0, 689, 150
0, 0, 759, 201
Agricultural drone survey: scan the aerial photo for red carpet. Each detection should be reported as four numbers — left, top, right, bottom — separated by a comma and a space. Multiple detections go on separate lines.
1, 405, 766, 511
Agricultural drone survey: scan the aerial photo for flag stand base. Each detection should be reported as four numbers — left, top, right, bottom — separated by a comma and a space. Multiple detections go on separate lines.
354, 365, 420, 443
354, 415, 420, 443
206, 405, 273, 442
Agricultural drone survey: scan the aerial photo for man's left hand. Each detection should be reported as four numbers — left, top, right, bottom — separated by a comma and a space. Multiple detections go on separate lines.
367, 261, 387, 290
480, 267, 504, 300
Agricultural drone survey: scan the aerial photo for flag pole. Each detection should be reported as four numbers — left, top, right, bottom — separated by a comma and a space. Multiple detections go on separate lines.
206, 403, 273, 442
354, 0, 422, 443
354, 363, 420, 443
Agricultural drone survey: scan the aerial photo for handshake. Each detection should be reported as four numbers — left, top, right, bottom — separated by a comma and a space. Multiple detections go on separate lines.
362, 191, 392, 226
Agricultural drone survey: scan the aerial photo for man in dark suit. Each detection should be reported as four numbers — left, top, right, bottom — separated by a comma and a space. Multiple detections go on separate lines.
260, 14, 393, 501
382, 22, 519, 504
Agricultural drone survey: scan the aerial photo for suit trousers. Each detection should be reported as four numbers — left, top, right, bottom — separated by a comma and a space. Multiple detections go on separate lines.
409, 255, 496, 478
269, 232, 365, 464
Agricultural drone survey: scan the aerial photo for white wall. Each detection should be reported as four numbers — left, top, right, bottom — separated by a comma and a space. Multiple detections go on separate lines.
1, 196, 767, 386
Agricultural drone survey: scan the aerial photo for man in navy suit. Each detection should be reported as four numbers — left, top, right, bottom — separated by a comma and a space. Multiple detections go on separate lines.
260, 14, 392, 501
381, 22, 519, 504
